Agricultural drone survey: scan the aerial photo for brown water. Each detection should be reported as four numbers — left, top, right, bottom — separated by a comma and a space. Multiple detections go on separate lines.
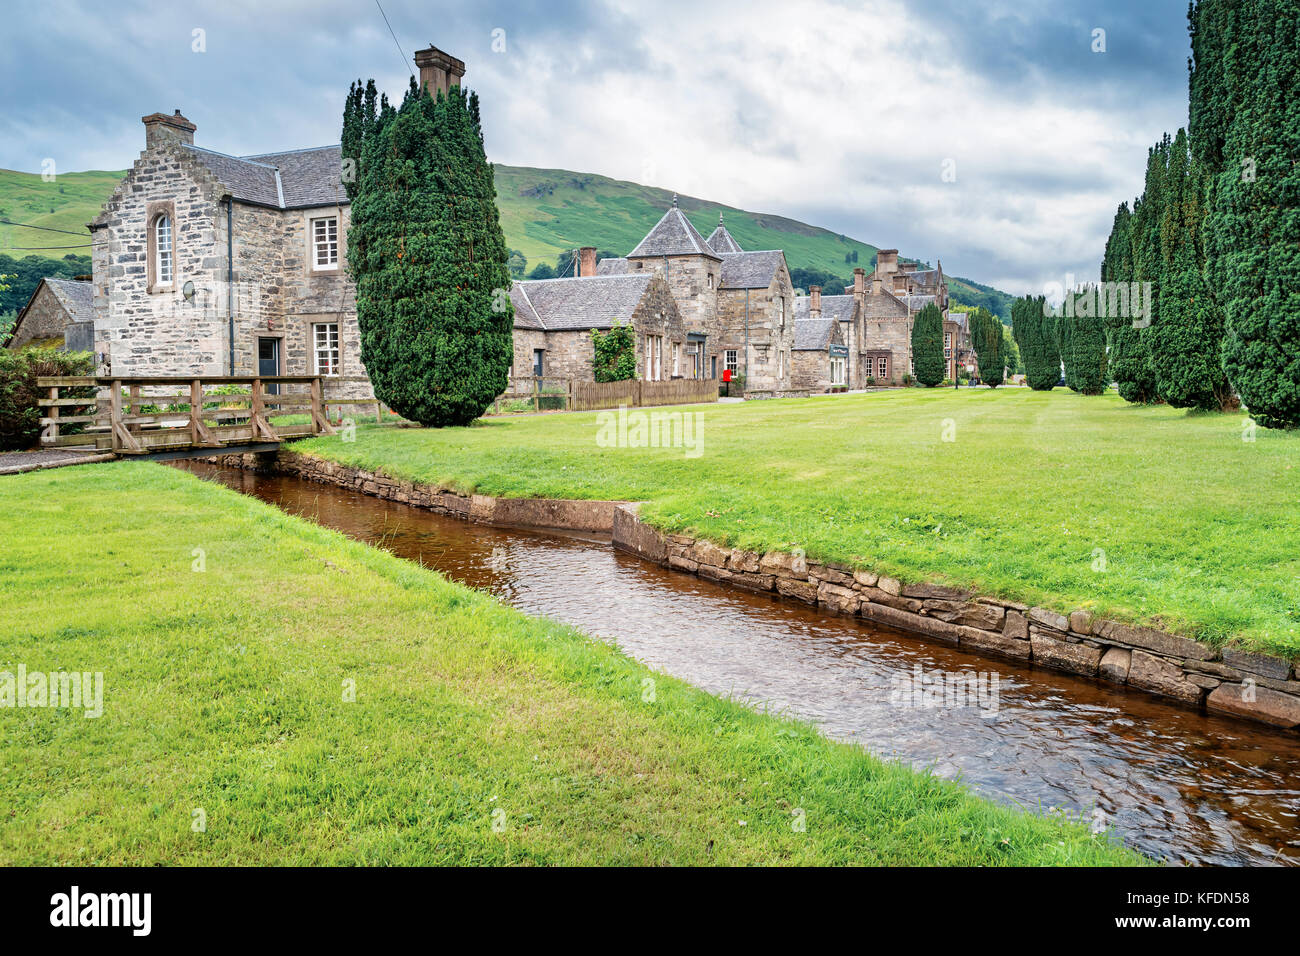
182, 461, 1300, 866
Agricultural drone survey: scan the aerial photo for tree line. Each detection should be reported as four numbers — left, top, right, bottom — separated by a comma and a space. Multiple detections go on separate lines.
1017, 1, 1296, 429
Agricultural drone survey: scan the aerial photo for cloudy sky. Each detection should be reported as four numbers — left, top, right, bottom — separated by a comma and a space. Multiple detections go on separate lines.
0, 0, 1193, 293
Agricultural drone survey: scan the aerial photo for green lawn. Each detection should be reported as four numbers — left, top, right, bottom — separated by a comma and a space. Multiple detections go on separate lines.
296, 388, 1300, 657
0, 462, 1139, 865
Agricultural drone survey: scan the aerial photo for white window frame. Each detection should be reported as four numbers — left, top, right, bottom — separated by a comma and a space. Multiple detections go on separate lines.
944, 331, 952, 360
672, 341, 680, 377
725, 349, 739, 376
831, 357, 845, 386
878, 355, 888, 379
313, 322, 340, 376
155, 214, 173, 286
312, 216, 339, 271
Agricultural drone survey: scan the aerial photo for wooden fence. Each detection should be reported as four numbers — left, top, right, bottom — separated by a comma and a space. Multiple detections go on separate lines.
569, 377, 719, 412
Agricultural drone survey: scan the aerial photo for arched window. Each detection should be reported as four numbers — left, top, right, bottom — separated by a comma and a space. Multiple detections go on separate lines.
155, 214, 173, 286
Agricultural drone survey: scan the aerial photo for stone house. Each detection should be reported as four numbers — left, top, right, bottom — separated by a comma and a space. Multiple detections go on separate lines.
601, 205, 796, 391
508, 267, 684, 383
791, 289, 848, 392
84, 46, 473, 400
6, 277, 94, 352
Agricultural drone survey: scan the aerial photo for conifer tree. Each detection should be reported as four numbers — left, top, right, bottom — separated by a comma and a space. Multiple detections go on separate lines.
1191, 0, 1299, 428
344, 78, 514, 427
910, 303, 945, 386
1012, 295, 1058, 390
1102, 202, 1158, 403
969, 307, 1004, 387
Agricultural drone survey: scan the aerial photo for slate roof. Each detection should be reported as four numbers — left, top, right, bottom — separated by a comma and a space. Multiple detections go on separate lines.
793, 318, 836, 351
509, 274, 656, 331
902, 293, 937, 312
41, 278, 94, 324
901, 268, 941, 292
628, 206, 720, 260
719, 250, 784, 290
183, 144, 346, 209
595, 257, 629, 276
793, 293, 857, 325
706, 217, 743, 255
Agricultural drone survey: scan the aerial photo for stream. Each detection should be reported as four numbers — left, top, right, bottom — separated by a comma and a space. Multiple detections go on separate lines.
181, 460, 1300, 866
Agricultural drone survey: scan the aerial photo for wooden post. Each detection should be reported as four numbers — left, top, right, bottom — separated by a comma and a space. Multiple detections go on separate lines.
190, 379, 201, 446
311, 378, 322, 436
533, 378, 540, 413
109, 379, 122, 452
128, 383, 141, 435
47, 385, 59, 445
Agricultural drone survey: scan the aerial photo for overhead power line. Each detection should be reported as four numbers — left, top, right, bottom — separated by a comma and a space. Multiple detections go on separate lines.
374, 0, 415, 78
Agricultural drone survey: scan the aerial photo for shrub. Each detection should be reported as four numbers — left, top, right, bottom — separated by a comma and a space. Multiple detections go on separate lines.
969, 307, 1004, 387
590, 324, 636, 382
0, 348, 95, 451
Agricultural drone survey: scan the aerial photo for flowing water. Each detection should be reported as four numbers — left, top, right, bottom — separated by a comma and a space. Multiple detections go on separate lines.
182, 461, 1300, 866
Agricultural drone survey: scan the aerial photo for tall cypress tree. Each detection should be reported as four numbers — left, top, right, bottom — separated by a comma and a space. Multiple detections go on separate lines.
1146, 128, 1234, 410
345, 79, 514, 427
1191, 0, 1299, 428
1059, 288, 1108, 395
1012, 295, 1059, 390
969, 307, 1004, 387
910, 303, 945, 386
1102, 202, 1158, 403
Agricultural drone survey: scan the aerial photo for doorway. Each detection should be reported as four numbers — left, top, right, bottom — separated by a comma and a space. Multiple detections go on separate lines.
258, 337, 281, 396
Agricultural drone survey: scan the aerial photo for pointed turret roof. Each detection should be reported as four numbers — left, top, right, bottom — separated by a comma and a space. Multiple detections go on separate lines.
627, 196, 720, 260
706, 212, 743, 255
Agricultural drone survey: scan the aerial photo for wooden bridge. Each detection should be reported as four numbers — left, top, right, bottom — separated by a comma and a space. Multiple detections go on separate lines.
37, 375, 376, 460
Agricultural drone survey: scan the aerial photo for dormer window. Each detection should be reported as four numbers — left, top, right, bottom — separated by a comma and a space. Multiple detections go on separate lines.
312, 216, 339, 270
155, 215, 173, 286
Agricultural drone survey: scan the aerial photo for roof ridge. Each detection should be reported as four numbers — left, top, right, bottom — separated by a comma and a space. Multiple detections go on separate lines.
184, 144, 281, 169
514, 282, 544, 331
242, 144, 341, 158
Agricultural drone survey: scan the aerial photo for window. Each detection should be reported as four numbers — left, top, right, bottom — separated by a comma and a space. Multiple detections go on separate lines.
644, 335, 664, 380
778, 349, 785, 379
779, 298, 786, 332
313, 323, 340, 375
155, 215, 173, 286
533, 349, 544, 378
725, 349, 738, 376
878, 356, 888, 379
831, 357, 845, 386
672, 342, 681, 377
312, 216, 339, 270
707, 274, 714, 289
944, 331, 952, 359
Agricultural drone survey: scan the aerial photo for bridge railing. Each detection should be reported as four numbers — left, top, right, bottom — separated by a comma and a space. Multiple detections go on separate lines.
36, 375, 336, 454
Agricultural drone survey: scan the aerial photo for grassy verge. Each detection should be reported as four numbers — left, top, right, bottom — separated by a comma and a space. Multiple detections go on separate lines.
0, 462, 1139, 865
292, 388, 1300, 657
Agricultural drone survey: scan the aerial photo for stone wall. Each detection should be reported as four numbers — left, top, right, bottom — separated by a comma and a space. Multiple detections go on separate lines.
716, 268, 796, 392
216, 449, 1300, 733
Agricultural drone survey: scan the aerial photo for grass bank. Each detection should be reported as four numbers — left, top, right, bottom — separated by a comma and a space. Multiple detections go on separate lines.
295, 388, 1300, 657
0, 462, 1138, 865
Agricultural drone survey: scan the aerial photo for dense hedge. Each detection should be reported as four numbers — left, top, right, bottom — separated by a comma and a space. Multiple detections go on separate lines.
591, 324, 636, 382
0, 348, 94, 451
1056, 290, 1108, 395
910, 303, 945, 387
1101, 202, 1159, 404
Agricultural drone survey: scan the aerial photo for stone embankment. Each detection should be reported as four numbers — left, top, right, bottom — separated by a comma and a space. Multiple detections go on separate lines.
217, 449, 1300, 732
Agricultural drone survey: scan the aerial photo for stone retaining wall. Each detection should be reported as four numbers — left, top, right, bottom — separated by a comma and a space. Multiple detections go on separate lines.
216, 449, 1300, 733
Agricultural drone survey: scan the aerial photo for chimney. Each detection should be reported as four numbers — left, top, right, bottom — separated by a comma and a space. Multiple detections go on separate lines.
142, 109, 196, 150
876, 248, 899, 275
853, 268, 865, 296
579, 247, 597, 278
414, 45, 466, 97
809, 285, 822, 318
872, 276, 883, 295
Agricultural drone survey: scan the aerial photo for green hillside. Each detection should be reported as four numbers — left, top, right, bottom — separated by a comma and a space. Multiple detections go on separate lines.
0, 164, 1013, 319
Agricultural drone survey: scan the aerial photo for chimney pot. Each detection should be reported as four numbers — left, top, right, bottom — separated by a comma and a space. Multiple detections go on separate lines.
809, 285, 822, 317
579, 246, 597, 278
853, 268, 865, 296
